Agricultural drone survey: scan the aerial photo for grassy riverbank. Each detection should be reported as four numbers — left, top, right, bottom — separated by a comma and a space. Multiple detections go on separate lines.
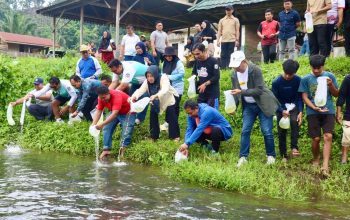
1, 55, 350, 202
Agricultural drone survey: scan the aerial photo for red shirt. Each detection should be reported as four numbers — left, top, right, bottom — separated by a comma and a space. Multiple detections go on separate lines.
97, 90, 130, 115
258, 20, 279, 46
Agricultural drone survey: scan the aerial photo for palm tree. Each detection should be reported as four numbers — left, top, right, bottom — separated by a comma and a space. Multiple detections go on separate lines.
0, 11, 37, 35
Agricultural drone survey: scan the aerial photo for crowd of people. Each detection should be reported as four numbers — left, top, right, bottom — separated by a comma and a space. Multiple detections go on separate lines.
9, 0, 350, 177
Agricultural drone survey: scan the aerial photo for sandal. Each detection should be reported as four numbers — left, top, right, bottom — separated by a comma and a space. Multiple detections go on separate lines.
292, 149, 300, 157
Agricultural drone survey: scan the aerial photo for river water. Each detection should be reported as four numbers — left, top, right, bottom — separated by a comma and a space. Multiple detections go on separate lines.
0, 145, 349, 220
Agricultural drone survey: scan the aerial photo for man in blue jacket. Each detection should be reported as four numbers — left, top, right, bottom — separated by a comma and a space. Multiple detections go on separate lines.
70, 75, 101, 121
179, 100, 233, 156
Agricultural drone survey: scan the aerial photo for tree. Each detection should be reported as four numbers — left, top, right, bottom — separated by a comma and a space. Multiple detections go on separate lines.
0, 10, 37, 35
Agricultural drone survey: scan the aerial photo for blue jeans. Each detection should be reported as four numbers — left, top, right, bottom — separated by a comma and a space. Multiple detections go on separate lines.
240, 103, 276, 158
130, 83, 148, 122
299, 40, 310, 56
102, 113, 136, 150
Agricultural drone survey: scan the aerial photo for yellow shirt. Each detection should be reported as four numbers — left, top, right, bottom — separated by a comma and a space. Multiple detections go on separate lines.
307, 0, 331, 25
218, 15, 240, 42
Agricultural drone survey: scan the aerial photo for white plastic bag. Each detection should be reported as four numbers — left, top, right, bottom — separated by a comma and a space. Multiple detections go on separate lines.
7, 104, 15, 126
130, 97, 150, 113
175, 150, 188, 163
224, 90, 236, 114
25, 97, 32, 107
89, 125, 100, 138
69, 113, 82, 124
279, 103, 295, 129
202, 40, 209, 48
305, 12, 314, 33
187, 75, 197, 99
315, 76, 329, 107
19, 101, 26, 126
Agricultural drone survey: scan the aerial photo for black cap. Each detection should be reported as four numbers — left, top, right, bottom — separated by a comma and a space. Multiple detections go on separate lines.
33, 77, 44, 85
225, 5, 233, 10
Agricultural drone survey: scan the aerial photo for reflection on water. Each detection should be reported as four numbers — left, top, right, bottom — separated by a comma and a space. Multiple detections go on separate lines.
0, 145, 350, 219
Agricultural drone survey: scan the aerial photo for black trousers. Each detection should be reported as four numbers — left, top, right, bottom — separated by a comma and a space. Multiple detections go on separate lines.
276, 109, 299, 158
28, 104, 52, 120
150, 104, 180, 140
174, 95, 182, 118
81, 94, 98, 121
154, 50, 164, 66
345, 26, 350, 56
308, 24, 328, 57
196, 127, 225, 152
220, 42, 235, 69
326, 24, 336, 57
262, 44, 277, 64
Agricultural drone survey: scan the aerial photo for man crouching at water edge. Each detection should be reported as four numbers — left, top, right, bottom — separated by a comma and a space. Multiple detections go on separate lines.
91, 86, 136, 160
33, 77, 77, 123
70, 75, 101, 121
10, 77, 53, 120
179, 100, 232, 156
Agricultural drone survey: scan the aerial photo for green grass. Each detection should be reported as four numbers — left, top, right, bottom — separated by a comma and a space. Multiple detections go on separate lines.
1, 55, 350, 202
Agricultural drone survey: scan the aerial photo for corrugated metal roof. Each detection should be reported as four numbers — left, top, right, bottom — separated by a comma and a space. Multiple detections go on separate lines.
0, 32, 55, 47
188, 0, 268, 11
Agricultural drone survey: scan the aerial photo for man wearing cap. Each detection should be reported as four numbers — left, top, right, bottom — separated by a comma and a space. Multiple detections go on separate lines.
140, 35, 147, 43
119, 25, 140, 61
217, 5, 240, 69
10, 78, 53, 120
76, 44, 102, 79
229, 51, 280, 167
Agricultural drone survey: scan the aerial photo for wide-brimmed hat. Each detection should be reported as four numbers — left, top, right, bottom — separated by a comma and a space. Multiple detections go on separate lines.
80, 44, 89, 52
163, 47, 176, 56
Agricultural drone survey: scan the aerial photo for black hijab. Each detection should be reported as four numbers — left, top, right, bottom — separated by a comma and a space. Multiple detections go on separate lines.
99, 31, 111, 50
200, 20, 217, 42
146, 65, 161, 113
163, 55, 180, 76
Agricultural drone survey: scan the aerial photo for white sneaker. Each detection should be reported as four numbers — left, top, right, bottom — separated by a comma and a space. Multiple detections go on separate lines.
266, 156, 276, 165
135, 119, 141, 125
237, 157, 247, 167
55, 118, 64, 123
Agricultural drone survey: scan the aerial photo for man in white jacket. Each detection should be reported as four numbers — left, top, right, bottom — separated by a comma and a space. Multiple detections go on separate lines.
33, 77, 77, 123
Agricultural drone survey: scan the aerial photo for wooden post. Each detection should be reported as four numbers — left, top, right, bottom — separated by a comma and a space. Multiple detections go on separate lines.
53, 17, 56, 58
80, 6, 84, 45
115, 0, 121, 45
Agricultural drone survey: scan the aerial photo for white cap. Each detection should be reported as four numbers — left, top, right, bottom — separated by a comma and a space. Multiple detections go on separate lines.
229, 51, 246, 68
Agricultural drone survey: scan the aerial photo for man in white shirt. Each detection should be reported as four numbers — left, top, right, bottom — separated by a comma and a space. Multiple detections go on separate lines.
119, 25, 140, 61
33, 77, 78, 123
10, 77, 53, 120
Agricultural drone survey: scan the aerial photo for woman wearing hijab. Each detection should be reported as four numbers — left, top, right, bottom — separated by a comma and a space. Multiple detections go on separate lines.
133, 42, 156, 66
162, 46, 184, 118
200, 20, 217, 56
98, 31, 116, 64
131, 65, 180, 141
